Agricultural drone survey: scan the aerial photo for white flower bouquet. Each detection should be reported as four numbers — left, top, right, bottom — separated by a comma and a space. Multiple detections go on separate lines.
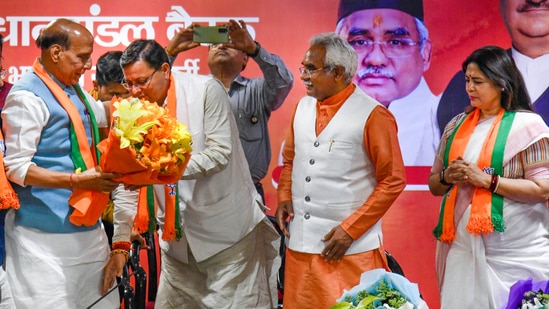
331, 269, 428, 309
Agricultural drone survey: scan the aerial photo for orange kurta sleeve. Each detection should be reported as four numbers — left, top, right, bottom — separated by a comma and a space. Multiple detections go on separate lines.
341, 106, 406, 240
277, 104, 298, 203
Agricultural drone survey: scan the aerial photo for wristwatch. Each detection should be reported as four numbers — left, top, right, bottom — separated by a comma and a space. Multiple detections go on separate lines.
246, 41, 260, 57
439, 168, 452, 186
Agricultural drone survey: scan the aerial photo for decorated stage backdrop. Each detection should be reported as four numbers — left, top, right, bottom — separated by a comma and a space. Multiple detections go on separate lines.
1, 0, 512, 307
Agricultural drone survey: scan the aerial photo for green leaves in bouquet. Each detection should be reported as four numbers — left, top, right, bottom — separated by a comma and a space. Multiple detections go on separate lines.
331, 302, 354, 309
521, 289, 549, 307
377, 280, 407, 308
331, 280, 408, 309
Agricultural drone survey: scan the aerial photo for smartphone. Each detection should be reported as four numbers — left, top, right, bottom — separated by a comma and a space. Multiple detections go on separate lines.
193, 26, 229, 44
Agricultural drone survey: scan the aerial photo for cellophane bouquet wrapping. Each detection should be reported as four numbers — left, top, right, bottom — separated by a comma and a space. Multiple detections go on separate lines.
97, 97, 192, 185
505, 278, 549, 309
331, 269, 429, 309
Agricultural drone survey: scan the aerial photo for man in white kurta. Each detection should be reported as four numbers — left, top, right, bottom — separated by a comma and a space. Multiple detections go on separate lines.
106, 39, 280, 309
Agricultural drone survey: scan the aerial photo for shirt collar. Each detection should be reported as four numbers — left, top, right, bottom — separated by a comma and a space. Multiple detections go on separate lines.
318, 83, 356, 106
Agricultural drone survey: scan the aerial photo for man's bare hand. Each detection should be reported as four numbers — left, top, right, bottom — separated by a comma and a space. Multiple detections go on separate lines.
165, 24, 200, 56
275, 200, 294, 238
131, 231, 150, 250
224, 19, 257, 55
101, 253, 126, 295
321, 226, 353, 263
73, 166, 121, 192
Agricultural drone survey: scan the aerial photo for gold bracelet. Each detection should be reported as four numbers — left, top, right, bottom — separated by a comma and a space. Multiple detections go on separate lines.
110, 249, 129, 263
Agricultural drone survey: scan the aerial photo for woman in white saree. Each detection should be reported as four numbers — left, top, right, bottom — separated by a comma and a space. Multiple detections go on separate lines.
428, 46, 549, 309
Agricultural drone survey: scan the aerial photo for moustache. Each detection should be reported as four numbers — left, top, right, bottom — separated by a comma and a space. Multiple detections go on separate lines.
518, 2, 549, 12
356, 67, 395, 80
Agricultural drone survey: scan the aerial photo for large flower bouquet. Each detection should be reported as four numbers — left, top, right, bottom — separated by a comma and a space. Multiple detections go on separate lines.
97, 97, 192, 185
505, 278, 549, 309
331, 269, 429, 309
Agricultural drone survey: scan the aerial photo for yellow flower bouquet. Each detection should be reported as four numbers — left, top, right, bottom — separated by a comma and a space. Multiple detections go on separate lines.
97, 97, 192, 185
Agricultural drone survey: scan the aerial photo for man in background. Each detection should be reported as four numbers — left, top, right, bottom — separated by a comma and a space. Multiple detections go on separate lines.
165, 19, 294, 202
91, 51, 130, 107
437, 0, 549, 130
336, 0, 439, 166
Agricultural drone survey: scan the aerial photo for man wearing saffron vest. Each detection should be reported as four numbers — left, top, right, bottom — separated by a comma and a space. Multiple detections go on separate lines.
105, 39, 280, 308
2, 19, 122, 308
275, 32, 406, 308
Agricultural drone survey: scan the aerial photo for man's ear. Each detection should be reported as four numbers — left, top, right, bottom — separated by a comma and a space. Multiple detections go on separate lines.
241, 53, 249, 71
92, 80, 99, 91
160, 62, 171, 77
421, 39, 433, 72
332, 66, 345, 81
50, 44, 63, 63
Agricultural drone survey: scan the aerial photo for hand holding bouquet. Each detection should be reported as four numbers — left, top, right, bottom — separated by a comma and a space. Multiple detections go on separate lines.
97, 97, 192, 185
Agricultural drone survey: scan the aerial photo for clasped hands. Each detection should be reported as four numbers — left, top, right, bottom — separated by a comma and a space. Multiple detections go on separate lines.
444, 156, 490, 188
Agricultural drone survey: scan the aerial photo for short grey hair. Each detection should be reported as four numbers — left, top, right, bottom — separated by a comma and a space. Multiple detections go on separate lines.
310, 32, 357, 84
415, 18, 429, 52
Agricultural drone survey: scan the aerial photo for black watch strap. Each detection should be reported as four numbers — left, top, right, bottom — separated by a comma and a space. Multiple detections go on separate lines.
246, 41, 260, 57
439, 168, 452, 186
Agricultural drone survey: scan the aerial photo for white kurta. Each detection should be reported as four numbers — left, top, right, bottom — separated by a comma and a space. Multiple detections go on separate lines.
113, 71, 280, 308
4, 211, 118, 309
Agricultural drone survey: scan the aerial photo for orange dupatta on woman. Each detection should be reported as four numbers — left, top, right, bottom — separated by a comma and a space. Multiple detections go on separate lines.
433, 108, 515, 242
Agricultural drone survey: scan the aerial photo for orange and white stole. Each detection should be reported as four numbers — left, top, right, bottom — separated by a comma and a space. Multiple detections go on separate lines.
33, 59, 110, 226
433, 108, 514, 242
133, 75, 182, 241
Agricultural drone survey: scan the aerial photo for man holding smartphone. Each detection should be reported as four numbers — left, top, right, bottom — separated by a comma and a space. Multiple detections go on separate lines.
165, 19, 294, 204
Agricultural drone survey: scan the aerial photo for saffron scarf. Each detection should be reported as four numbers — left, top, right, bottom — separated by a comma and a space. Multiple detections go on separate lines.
133, 75, 182, 241
33, 59, 110, 226
433, 108, 515, 242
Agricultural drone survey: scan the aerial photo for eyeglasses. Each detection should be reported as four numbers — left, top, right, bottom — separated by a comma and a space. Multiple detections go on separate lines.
298, 66, 328, 79
121, 69, 158, 90
348, 38, 421, 58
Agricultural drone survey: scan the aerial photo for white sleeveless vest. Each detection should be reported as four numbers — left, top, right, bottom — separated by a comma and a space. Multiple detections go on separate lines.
289, 87, 384, 254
